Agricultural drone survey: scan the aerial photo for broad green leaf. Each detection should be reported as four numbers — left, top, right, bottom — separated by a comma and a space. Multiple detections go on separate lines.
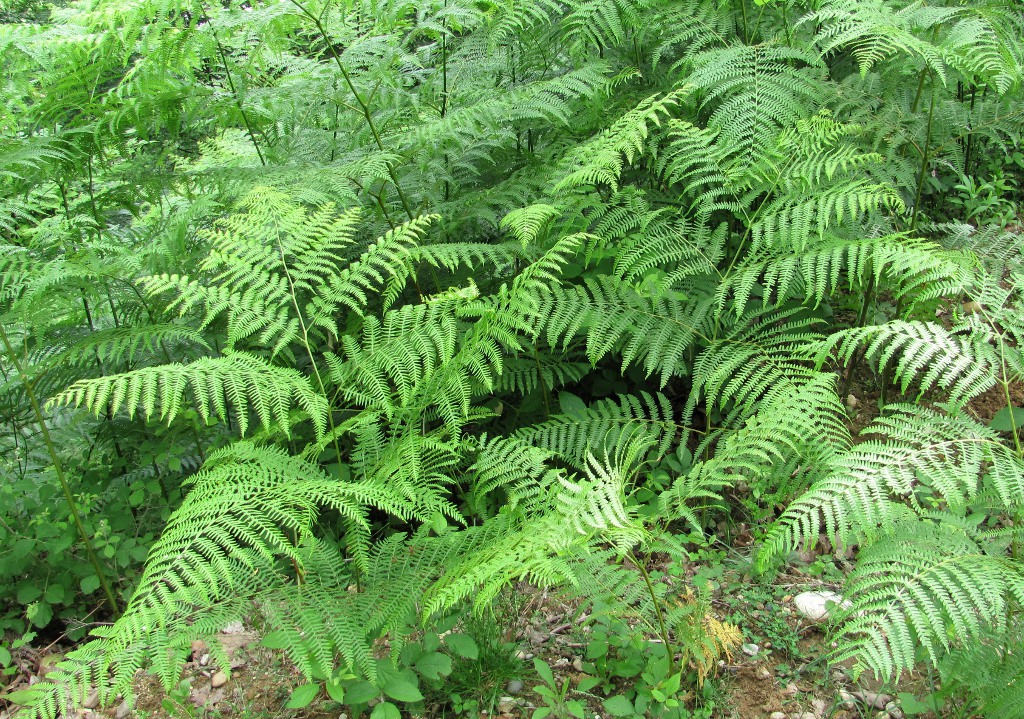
28, 602, 52, 628
558, 391, 587, 417
371, 702, 401, 719
16, 583, 41, 604
259, 631, 289, 649
414, 651, 452, 680
990, 406, 1024, 432
344, 680, 378, 704
3, 688, 38, 706
80, 575, 100, 595
533, 657, 555, 685
381, 672, 423, 702
445, 633, 478, 659
284, 683, 319, 709
603, 695, 636, 716
325, 679, 345, 704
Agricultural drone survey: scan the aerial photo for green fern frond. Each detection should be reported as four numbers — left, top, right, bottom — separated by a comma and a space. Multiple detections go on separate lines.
761, 405, 1024, 567
516, 391, 675, 471
49, 352, 329, 437
813, 320, 997, 405
834, 519, 1024, 680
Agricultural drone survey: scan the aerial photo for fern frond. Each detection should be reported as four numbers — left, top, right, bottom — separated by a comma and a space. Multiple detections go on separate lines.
813, 320, 997, 406
50, 352, 328, 437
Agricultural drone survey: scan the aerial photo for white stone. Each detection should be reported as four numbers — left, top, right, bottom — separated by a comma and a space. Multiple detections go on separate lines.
769, 713, 786, 719
793, 591, 851, 623
741, 643, 760, 656
211, 670, 229, 688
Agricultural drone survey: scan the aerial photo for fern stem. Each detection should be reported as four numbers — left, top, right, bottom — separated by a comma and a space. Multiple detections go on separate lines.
211, 26, 266, 166
0, 323, 121, 618
533, 345, 551, 420
288, 0, 415, 222
910, 74, 936, 233
627, 550, 676, 677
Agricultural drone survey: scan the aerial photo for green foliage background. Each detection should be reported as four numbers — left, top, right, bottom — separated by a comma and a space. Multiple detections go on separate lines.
1, 0, 1023, 716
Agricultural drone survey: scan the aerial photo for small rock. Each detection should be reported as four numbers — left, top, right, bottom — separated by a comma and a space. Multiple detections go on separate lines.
770, 713, 787, 719
846, 394, 859, 411
962, 300, 983, 314
338, 714, 348, 719
838, 691, 856, 709
793, 591, 852, 623
885, 702, 904, 719
553, 657, 569, 667
498, 697, 517, 713
757, 667, 771, 680
506, 680, 524, 694
812, 698, 826, 716
856, 691, 893, 710
200, 653, 210, 666
785, 683, 800, 695
571, 657, 584, 671
741, 643, 760, 657
114, 701, 132, 719
83, 691, 99, 709
515, 650, 529, 660
800, 713, 816, 719
211, 670, 229, 688
221, 621, 245, 634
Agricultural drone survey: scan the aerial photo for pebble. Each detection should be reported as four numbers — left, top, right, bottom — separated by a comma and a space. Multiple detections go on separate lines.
769, 713, 786, 719
200, 653, 210, 666
741, 643, 760, 657
571, 657, 584, 671
114, 701, 132, 719
793, 591, 851, 623
506, 680, 524, 694
785, 683, 799, 695
799, 713, 816, 719
857, 691, 893, 709
83, 691, 99, 709
812, 698, 826, 716
885, 701, 904, 719
838, 691, 856, 709
221, 621, 245, 634
757, 667, 772, 680
211, 670, 229, 688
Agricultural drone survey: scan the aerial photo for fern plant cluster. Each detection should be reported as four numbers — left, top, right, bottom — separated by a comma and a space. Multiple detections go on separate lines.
2, 0, 1023, 716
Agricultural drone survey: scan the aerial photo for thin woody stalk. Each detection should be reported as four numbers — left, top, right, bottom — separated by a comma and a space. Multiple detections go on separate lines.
0, 324, 121, 618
